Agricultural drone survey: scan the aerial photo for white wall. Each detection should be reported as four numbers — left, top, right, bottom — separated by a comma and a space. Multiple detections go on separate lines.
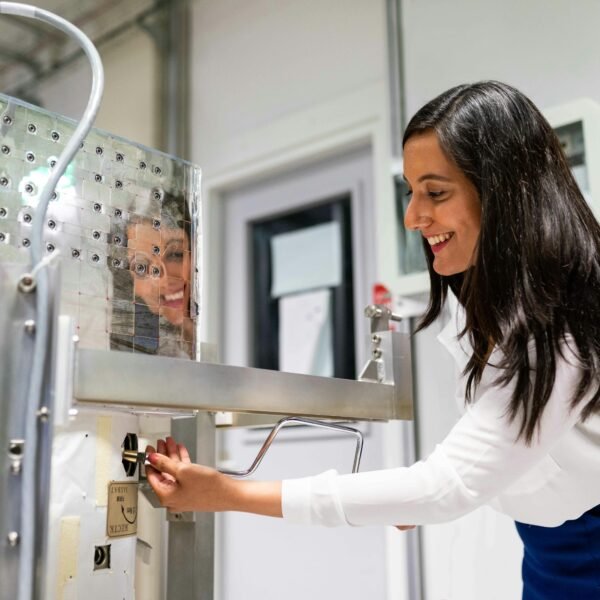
35, 27, 159, 149
402, 0, 600, 118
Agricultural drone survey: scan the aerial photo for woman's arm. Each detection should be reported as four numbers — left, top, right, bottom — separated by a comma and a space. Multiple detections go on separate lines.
145, 437, 282, 517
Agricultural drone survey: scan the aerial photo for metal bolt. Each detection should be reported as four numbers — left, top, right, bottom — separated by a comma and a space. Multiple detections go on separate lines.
95, 146, 103, 155
93, 203, 102, 214
372, 348, 382, 359
10, 462, 21, 475
26, 152, 35, 163
51, 130, 60, 141
371, 334, 382, 345
24, 320, 35, 334
153, 189, 161, 201
114, 208, 122, 217
47, 219, 56, 229
0, 177, 8, 187
91, 254, 100, 263
27, 123, 36, 133
0, 208, 6, 218
8, 440, 24, 456
51, 191, 58, 200
115, 180, 123, 190
46, 243, 55, 253
24, 183, 34, 195
153, 166, 162, 175
1, 145, 9, 154
0, 233, 5, 242
49, 159, 57, 168
139, 160, 147, 170
23, 213, 32, 224
152, 219, 160, 230
151, 266, 160, 277
364, 305, 383, 319
37, 407, 50, 422
18, 273, 35, 293
3, 115, 12, 125
135, 263, 146, 275
112, 258, 121, 268
116, 152, 124, 162
94, 174, 102, 183
152, 245, 160, 255
113, 235, 122, 245
92, 230, 101, 240
7, 532, 19, 547
22, 238, 30, 248
71, 248, 80, 259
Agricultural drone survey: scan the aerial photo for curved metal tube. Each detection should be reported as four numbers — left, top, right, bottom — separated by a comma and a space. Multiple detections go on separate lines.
219, 416, 364, 477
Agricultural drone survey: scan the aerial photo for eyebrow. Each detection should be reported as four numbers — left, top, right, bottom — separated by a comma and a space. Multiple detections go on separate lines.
403, 173, 452, 183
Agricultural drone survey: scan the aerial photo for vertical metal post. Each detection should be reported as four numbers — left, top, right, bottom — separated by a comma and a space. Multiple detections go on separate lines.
167, 413, 216, 600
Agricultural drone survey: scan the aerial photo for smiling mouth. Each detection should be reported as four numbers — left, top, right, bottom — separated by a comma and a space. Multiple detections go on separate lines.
161, 289, 185, 308
427, 232, 454, 254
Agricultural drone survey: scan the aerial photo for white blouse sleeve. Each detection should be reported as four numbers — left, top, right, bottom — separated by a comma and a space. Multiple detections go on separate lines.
281, 343, 585, 527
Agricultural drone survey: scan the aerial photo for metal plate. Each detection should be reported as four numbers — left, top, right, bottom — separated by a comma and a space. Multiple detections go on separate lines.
106, 481, 138, 538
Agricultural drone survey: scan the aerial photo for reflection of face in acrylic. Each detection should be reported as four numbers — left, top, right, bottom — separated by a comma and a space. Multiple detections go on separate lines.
127, 220, 193, 339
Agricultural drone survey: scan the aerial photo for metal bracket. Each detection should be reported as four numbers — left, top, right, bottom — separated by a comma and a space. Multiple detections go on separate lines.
218, 416, 364, 477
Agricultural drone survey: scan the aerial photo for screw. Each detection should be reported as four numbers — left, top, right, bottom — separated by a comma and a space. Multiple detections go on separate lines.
115, 180, 123, 190
93, 202, 102, 213
153, 166, 162, 175
112, 258, 121, 268
113, 235, 122, 245
0, 233, 5, 242
18, 273, 35, 293
94, 174, 102, 183
22, 238, 30, 248
95, 146, 103, 155
24, 319, 35, 334
0, 208, 6, 218
116, 152, 124, 162
151, 266, 160, 277
47, 219, 56, 229
372, 348, 382, 359
24, 183, 34, 194
92, 230, 101, 240
37, 406, 50, 422
152, 245, 160, 255
114, 208, 122, 218
26, 152, 35, 162
371, 334, 382, 345
153, 190, 161, 201
1, 145, 9, 154
27, 123, 36, 133
139, 160, 147, 170
22, 213, 32, 223
49, 159, 57, 168
51, 131, 60, 141
46, 243, 55, 253
2, 115, 12, 125
71, 248, 80, 259
91, 254, 100, 263
51, 191, 58, 200
0, 177, 8, 187
7, 532, 19, 547
152, 219, 160, 229
135, 263, 146, 275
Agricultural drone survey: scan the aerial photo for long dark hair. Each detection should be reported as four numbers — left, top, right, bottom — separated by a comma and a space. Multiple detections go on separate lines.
404, 81, 600, 443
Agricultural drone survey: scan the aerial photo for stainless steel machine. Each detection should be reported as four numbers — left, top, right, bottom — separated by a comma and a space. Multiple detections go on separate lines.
0, 4, 414, 599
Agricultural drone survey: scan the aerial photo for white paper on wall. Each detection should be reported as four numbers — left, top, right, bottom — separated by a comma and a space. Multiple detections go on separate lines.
279, 289, 333, 377
270, 222, 342, 298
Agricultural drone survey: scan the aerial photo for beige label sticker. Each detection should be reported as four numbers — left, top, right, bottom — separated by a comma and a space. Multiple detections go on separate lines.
107, 481, 138, 538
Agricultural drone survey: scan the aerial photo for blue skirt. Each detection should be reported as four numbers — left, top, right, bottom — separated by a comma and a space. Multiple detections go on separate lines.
515, 504, 600, 600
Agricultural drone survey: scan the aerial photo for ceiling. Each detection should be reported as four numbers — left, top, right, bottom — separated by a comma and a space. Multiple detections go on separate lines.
0, 0, 162, 101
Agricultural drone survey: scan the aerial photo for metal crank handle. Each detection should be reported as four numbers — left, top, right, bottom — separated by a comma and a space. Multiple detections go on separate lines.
218, 416, 364, 478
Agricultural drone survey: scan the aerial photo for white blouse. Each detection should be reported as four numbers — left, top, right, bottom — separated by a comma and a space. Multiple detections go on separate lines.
282, 307, 600, 527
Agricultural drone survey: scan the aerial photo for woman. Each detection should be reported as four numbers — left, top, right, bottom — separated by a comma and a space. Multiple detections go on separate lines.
146, 82, 600, 598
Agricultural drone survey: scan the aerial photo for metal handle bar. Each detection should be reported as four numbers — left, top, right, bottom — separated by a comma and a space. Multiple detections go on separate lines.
218, 416, 364, 477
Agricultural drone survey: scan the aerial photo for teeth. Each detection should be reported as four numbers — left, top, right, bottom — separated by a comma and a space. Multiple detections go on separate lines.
164, 290, 183, 302
427, 232, 453, 246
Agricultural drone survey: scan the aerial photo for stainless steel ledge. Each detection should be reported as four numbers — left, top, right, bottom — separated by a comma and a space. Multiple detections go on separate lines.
74, 349, 413, 421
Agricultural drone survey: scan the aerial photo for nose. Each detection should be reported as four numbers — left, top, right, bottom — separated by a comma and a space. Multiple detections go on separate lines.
403, 195, 432, 232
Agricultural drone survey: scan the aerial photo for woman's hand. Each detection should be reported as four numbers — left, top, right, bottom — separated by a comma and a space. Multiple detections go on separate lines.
145, 437, 235, 513
145, 436, 283, 517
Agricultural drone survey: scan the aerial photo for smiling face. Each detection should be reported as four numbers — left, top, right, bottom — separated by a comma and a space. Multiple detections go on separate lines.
403, 130, 482, 276
127, 222, 191, 327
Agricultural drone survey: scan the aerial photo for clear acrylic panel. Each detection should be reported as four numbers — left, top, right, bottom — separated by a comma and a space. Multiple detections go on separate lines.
0, 94, 202, 359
